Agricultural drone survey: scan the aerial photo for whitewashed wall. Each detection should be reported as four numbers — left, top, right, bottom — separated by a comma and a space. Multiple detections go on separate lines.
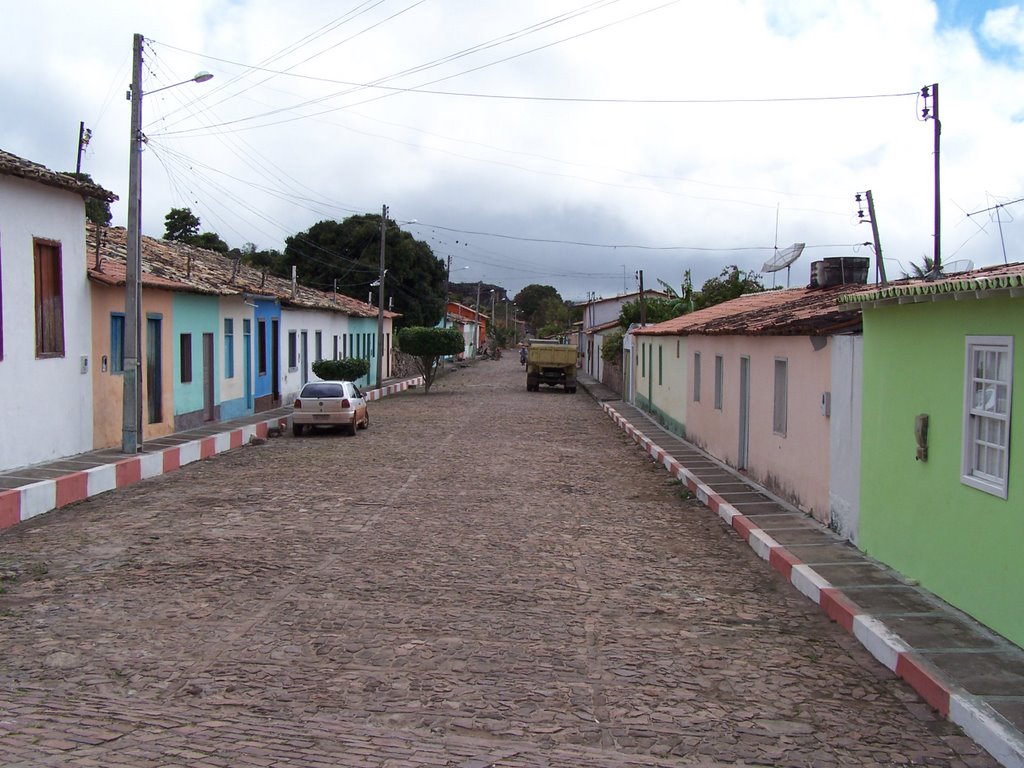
0, 176, 93, 471
828, 334, 863, 543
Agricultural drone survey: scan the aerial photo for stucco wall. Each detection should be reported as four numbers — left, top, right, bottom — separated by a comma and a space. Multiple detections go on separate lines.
172, 292, 220, 425
0, 177, 94, 471
859, 297, 1024, 648
90, 283, 175, 449
684, 335, 832, 520
828, 334, 863, 543
219, 297, 252, 421
639, 336, 688, 437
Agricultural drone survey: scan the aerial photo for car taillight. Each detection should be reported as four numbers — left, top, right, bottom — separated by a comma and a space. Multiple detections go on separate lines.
341, 399, 350, 408
294, 399, 302, 408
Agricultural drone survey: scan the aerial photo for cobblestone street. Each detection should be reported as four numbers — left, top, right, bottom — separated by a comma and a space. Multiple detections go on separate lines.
0, 357, 997, 767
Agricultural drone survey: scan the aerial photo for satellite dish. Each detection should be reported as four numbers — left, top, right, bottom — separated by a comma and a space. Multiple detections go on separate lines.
942, 259, 974, 275
762, 243, 806, 273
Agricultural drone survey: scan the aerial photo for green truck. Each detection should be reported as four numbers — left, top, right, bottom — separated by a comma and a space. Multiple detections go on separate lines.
525, 340, 577, 393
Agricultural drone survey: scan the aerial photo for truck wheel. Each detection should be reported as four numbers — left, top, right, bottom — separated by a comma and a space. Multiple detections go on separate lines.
292, 422, 304, 437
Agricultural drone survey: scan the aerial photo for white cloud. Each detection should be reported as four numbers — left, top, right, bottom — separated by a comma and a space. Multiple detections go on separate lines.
981, 4, 1024, 54
2, 0, 1023, 299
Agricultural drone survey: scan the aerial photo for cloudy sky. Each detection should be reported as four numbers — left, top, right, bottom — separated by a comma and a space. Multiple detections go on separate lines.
4, 0, 1024, 302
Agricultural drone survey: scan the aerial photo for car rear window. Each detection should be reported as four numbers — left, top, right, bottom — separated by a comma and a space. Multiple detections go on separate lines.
300, 383, 346, 398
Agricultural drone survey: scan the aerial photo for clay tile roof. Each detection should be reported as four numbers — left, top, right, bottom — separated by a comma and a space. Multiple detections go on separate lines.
86, 223, 394, 318
840, 262, 1024, 304
0, 148, 117, 202
634, 284, 865, 337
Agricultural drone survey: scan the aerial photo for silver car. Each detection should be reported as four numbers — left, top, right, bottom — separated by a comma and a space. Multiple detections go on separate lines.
291, 380, 369, 437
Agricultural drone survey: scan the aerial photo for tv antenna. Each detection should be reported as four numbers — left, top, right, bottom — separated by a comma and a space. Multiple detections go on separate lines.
762, 243, 806, 287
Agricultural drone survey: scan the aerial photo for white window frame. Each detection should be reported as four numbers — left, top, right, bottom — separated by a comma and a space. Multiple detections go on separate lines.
773, 357, 788, 437
961, 336, 1013, 499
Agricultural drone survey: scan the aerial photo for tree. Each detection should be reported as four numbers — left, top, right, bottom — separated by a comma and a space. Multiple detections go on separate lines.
163, 207, 230, 253
618, 296, 681, 328
236, 242, 285, 272
692, 265, 765, 310
396, 327, 464, 393
164, 207, 201, 242
62, 172, 112, 225
283, 214, 447, 328
513, 284, 565, 333
903, 256, 935, 279
312, 358, 370, 381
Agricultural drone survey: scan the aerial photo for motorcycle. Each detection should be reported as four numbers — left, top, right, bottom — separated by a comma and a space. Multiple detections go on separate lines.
519, 348, 527, 366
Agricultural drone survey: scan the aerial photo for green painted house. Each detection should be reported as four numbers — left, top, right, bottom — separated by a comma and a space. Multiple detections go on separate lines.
844, 264, 1024, 648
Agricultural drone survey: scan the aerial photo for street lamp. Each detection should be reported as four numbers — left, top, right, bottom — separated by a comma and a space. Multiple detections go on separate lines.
123, 32, 212, 454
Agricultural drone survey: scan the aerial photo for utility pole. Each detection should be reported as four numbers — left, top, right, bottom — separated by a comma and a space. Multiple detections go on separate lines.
865, 190, 887, 286
443, 255, 451, 328
122, 33, 144, 454
376, 204, 387, 386
922, 83, 941, 276
76, 121, 91, 176
637, 270, 647, 326
474, 281, 482, 355
857, 190, 888, 286
489, 289, 496, 346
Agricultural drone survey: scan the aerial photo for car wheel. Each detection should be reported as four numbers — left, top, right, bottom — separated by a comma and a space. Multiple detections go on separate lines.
347, 415, 358, 436
292, 423, 304, 437
360, 412, 369, 430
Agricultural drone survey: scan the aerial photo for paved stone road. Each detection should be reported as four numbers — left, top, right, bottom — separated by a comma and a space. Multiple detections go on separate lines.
0, 357, 997, 767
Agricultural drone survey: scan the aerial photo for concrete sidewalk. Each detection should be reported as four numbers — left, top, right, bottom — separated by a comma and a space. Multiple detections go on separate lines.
0, 376, 423, 530
577, 373, 1024, 768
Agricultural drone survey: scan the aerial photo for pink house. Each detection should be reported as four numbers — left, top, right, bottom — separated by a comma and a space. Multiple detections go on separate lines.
631, 284, 865, 536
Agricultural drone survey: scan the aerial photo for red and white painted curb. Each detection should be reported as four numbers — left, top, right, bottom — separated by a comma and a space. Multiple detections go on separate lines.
0, 376, 424, 533
602, 401, 1024, 768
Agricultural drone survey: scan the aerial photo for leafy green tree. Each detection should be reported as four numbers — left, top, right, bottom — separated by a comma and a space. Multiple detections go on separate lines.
396, 327, 464, 393
312, 358, 370, 381
692, 265, 765, 310
513, 284, 562, 331
618, 296, 681, 328
903, 256, 935, 279
192, 231, 229, 253
163, 207, 230, 252
62, 172, 112, 226
164, 207, 201, 242
236, 242, 285, 272
601, 329, 624, 363
284, 214, 447, 328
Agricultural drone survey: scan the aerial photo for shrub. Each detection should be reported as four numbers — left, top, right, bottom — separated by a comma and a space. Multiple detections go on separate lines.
312, 357, 370, 381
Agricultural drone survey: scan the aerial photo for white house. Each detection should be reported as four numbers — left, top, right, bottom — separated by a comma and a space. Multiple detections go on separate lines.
577, 290, 669, 385
0, 149, 116, 471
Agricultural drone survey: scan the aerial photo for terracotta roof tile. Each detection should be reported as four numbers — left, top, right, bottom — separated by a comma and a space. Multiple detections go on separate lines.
87, 224, 394, 318
634, 284, 864, 337
0, 148, 117, 202
841, 262, 1024, 303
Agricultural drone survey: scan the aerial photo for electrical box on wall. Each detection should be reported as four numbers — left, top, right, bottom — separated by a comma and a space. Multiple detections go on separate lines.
821, 391, 831, 417
80, 355, 89, 374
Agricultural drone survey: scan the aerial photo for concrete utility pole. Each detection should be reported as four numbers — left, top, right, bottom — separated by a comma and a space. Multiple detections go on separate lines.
864, 190, 887, 286
122, 34, 211, 454
637, 270, 647, 326
443, 255, 451, 329
489, 289, 495, 345
474, 282, 482, 355
122, 33, 144, 455
376, 204, 387, 386
921, 83, 941, 276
